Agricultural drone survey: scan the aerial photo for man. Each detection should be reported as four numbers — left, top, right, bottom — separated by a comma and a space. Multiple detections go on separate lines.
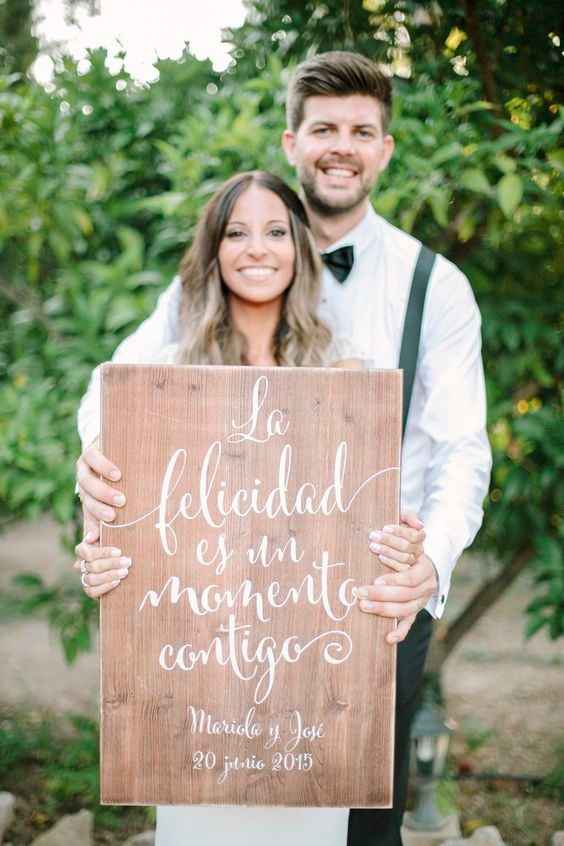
76, 52, 491, 842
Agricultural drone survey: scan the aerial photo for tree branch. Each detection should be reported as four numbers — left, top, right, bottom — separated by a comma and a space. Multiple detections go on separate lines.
441, 546, 534, 660
463, 0, 501, 114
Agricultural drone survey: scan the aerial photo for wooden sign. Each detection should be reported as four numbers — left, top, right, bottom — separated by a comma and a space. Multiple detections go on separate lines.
100, 364, 401, 807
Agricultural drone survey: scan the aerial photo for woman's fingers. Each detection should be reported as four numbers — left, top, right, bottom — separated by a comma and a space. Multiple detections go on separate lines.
74, 537, 132, 599
368, 523, 425, 565
74, 555, 131, 576
75, 541, 122, 563
377, 554, 411, 572
81, 566, 130, 588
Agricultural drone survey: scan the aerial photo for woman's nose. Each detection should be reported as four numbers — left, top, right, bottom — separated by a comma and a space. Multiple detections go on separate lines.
246, 236, 268, 258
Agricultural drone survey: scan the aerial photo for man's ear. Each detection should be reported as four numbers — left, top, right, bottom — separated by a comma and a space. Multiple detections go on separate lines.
379, 134, 395, 174
281, 129, 296, 165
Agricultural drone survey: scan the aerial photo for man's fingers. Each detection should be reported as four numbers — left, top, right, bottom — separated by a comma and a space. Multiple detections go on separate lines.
79, 489, 116, 524
386, 614, 417, 644
81, 445, 121, 482
400, 512, 424, 530
357, 578, 436, 607
358, 595, 428, 619
76, 459, 125, 509
83, 580, 121, 600
373, 557, 438, 590
82, 507, 100, 543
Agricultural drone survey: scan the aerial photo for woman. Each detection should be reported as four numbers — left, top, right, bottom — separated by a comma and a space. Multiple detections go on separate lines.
75, 171, 424, 845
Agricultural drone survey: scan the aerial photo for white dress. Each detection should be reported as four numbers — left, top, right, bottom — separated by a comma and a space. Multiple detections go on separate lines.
154, 336, 367, 846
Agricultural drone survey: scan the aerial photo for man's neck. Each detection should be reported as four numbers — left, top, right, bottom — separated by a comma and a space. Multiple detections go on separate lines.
305, 199, 370, 251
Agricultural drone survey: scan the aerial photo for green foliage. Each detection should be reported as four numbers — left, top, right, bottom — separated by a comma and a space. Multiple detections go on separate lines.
1, 0, 562, 658
0, 709, 149, 830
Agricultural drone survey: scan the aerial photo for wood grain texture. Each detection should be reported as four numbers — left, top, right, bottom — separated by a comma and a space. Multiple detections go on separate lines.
100, 365, 401, 807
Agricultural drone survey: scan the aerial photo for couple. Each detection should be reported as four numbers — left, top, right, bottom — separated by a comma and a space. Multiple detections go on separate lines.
74, 51, 491, 844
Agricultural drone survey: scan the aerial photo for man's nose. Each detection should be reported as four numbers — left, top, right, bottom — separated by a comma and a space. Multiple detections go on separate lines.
329, 130, 355, 156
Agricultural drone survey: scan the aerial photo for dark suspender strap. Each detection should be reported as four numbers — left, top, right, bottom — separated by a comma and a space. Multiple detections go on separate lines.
399, 245, 436, 438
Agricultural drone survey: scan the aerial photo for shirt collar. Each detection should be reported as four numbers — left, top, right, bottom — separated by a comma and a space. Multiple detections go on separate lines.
323, 204, 380, 257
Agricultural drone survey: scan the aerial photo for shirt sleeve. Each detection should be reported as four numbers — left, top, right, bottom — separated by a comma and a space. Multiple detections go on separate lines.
416, 264, 492, 619
77, 276, 183, 449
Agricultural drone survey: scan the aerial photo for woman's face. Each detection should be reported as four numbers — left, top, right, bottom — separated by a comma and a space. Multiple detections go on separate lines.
218, 184, 296, 308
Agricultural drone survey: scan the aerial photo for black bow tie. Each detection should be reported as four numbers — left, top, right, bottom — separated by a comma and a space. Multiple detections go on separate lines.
321, 245, 354, 284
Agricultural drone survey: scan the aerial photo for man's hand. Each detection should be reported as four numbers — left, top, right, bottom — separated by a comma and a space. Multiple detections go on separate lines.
76, 442, 125, 542
357, 553, 438, 644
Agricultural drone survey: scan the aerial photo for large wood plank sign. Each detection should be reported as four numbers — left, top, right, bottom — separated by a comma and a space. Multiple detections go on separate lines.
100, 364, 402, 807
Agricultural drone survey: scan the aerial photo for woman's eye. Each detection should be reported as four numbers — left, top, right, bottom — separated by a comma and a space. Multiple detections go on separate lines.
269, 227, 288, 238
225, 229, 244, 239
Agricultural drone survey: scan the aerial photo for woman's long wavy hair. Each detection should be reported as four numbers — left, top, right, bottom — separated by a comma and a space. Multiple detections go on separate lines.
176, 171, 332, 366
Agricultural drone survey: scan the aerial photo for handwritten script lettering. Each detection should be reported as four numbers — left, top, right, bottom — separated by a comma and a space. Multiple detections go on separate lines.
110, 375, 398, 703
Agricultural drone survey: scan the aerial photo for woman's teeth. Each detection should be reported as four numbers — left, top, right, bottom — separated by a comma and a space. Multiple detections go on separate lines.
239, 267, 275, 278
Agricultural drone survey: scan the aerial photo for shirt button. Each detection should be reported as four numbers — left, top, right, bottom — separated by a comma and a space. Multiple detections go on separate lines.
441, 595, 445, 603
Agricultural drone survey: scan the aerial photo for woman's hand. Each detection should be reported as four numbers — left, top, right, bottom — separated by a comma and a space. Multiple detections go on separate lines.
74, 537, 132, 599
367, 511, 425, 572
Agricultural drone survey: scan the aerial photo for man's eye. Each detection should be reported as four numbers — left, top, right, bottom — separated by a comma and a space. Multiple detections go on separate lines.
313, 127, 329, 135
357, 129, 375, 139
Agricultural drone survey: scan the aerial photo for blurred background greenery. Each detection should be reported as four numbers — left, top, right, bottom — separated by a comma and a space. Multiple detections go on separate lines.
0, 0, 562, 669
0, 2, 562, 842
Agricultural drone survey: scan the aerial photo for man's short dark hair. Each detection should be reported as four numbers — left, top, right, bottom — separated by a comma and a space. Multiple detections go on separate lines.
286, 51, 392, 134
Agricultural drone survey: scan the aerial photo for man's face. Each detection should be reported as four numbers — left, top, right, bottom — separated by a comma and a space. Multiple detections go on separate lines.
282, 94, 394, 218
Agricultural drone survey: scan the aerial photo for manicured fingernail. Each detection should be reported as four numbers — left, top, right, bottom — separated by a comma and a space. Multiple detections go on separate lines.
113, 494, 125, 506
356, 587, 369, 599
85, 532, 96, 543
370, 542, 382, 553
383, 525, 396, 533
373, 575, 387, 585
102, 509, 115, 521
117, 568, 129, 578
360, 600, 376, 610
110, 470, 121, 481
369, 530, 382, 541
111, 548, 122, 557
111, 580, 120, 587
120, 557, 131, 567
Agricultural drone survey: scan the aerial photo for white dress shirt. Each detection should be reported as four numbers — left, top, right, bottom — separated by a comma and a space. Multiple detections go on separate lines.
77, 205, 491, 619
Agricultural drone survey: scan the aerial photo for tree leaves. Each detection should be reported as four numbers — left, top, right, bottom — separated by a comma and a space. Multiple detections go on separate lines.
497, 173, 523, 216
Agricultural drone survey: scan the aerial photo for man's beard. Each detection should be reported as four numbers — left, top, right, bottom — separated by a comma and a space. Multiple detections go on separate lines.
299, 164, 372, 218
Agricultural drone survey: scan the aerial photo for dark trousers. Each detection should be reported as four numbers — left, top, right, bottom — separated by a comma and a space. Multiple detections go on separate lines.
347, 609, 434, 845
